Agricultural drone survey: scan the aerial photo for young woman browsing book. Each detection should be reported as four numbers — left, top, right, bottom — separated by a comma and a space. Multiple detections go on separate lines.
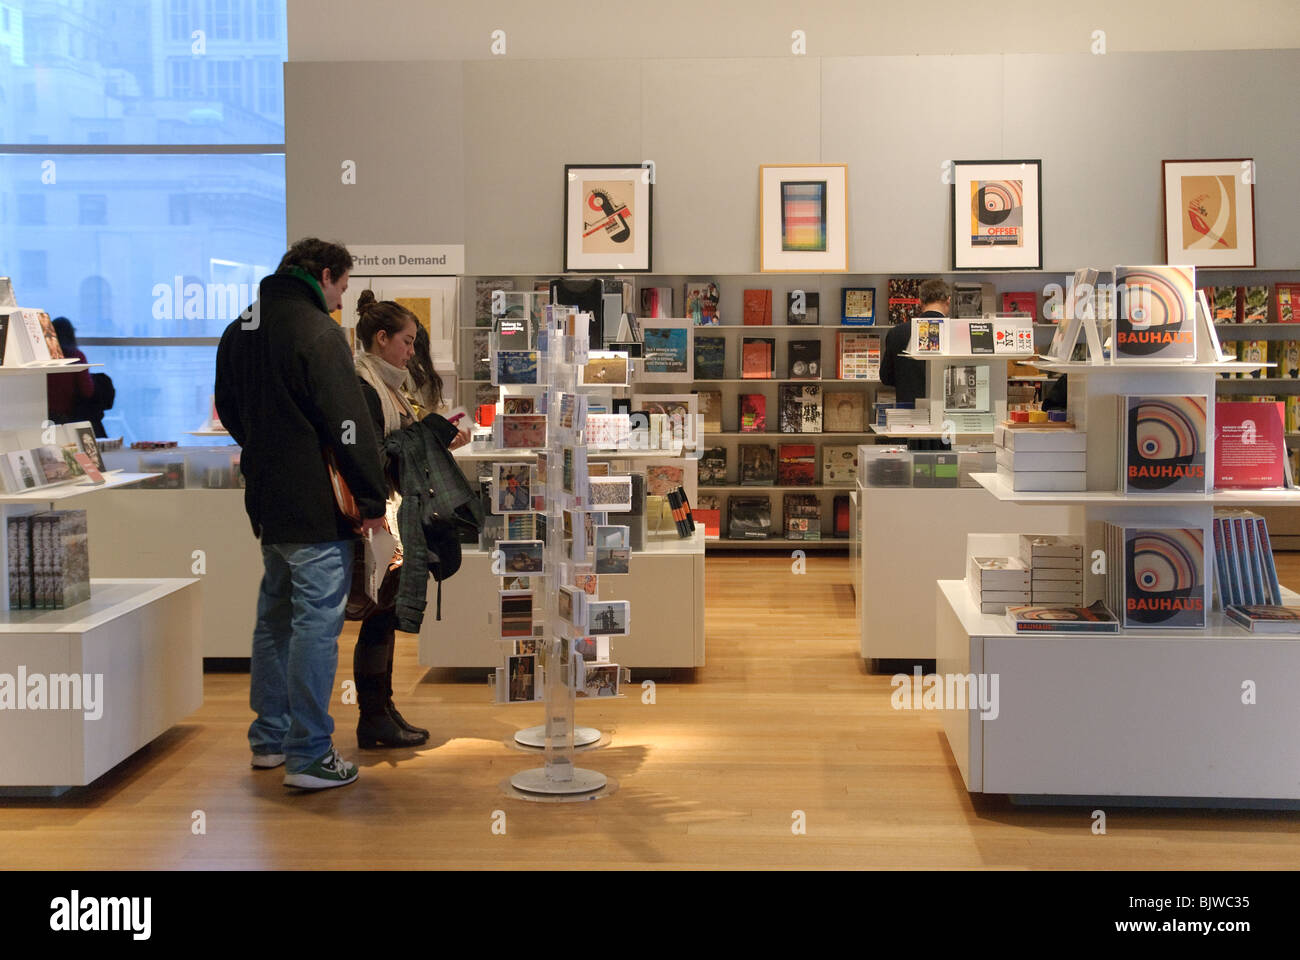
353, 290, 470, 748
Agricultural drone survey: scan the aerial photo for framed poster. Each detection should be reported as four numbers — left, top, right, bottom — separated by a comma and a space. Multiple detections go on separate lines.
950, 160, 1042, 270
759, 164, 848, 272
564, 164, 653, 272
1162, 159, 1256, 268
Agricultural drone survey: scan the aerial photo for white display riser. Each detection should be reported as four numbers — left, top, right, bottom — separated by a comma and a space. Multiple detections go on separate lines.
857, 485, 1078, 662
936, 580, 1300, 802
0, 579, 201, 794
81, 489, 261, 658
419, 531, 706, 669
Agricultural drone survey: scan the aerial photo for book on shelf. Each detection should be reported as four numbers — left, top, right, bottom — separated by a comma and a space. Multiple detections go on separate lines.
910, 318, 942, 354
1276, 283, 1300, 323
727, 495, 772, 540
695, 493, 722, 539
787, 291, 819, 325
1001, 291, 1037, 320
739, 393, 767, 432
695, 336, 726, 380
836, 330, 881, 381
1212, 509, 1281, 608
1113, 265, 1197, 362
778, 384, 822, 433
1120, 395, 1210, 494
1267, 340, 1300, 379
6, 509, 89, 610
777, 443, 816, 486
1242, 285, 1270, 323
952, 282, 993, 319
822, 444, 858, 486
782, 493, 821, 540
1006, 601, 1119, 634
887, 278, 921, 325
684, 282, 721, 325
1214, 401, 1286, 489
1224, 605, 1300, 634
822, 391, 865, 432
832, 494, 850, 538
787, 340, 822, 380
1211, 285, 1243, 322
840, 288, 875, 325
697, 389, 723, 433
741, 337, 775, 378
1105, 523, 1208, 629
943, 364, 990, 413
640, 287, 674, 319
743, 288, 773, 326
699, 448, 728, 485
1238, 340, 1268, 379
739, 443, 776, 485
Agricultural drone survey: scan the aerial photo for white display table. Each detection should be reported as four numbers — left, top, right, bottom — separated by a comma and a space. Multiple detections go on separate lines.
0, 578, 201, 795
419, 528, 706, 669
936, 579, 1300, 801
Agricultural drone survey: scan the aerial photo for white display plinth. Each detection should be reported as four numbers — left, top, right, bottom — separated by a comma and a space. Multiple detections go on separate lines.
937, 580, 1300, 801
0, 578, 202, 794
857, 485, 1076, 661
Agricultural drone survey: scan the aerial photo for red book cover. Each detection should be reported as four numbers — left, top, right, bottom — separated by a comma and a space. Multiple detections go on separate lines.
833, 495, 850, 537
1001, 291, 1036, 320
1214, 401, 1286, 488
695, 509, 720, 538
741, 338, 774, 378
777, 443, 816, 485
1276, 283, 1300, 323
743, 289, 772, 325
739, 394, 767, 432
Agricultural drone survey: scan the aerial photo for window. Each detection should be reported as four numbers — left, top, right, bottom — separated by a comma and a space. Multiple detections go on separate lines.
17, 193, 44, 225
0, 1, 287, 443
206, 59, 241, 106
78, 194, 107, 225
19, 250, 46, 288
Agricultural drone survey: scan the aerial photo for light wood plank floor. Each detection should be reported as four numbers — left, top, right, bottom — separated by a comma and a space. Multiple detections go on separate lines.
4, 554, 1300, 869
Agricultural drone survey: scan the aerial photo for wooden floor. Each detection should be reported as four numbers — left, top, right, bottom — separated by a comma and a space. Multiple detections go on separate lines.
4, 554, 1300, 869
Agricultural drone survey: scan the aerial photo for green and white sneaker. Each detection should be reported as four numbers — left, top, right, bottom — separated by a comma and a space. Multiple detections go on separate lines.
283, 746, 359, 790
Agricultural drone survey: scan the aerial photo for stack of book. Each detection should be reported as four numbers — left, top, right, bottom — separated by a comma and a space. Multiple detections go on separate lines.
967, 555, 1030, 613
1224, 605, 1300, 634
1212, 509, 1281, 607
6, 509, 90, 609
994, 423, 1087, 492
1021, 535, 1084, 606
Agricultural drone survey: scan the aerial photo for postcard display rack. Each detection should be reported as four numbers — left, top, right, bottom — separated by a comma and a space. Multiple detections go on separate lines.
492, 305, 632, 798
857, 325, 1076, 662
0, 358, 200, 794
939, 300, 1300, 802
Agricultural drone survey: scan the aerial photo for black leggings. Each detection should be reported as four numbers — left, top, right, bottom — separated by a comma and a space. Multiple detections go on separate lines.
354, 608, 397, 686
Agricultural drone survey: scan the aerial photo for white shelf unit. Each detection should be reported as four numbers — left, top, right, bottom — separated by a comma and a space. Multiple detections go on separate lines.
939, 358, 1300, 802
0, 362, 203, 794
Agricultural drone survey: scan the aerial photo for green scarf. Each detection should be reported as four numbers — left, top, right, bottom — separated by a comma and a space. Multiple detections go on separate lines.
287, 266, 327, 311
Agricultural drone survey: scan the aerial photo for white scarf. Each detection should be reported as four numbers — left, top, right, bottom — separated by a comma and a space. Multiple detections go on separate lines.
356, 352, 417, 436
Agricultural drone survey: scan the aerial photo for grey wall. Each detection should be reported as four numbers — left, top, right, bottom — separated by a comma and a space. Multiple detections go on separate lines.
286, 50, 1300, 274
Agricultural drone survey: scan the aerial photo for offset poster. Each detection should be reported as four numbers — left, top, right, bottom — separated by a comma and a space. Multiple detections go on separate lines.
970, 180, 1024, 248
950, 160, 1042, 270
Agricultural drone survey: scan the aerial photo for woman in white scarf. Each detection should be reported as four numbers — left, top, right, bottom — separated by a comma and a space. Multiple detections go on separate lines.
350, 290, 428, 749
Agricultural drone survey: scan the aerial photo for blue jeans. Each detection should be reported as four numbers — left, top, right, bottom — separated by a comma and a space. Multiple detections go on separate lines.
248, 539, 354, 772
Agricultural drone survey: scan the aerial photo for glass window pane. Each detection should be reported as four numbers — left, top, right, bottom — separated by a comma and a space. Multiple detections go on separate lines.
0, 153, 286, 337
0, 0, 286, 145
87, 344, 221, 445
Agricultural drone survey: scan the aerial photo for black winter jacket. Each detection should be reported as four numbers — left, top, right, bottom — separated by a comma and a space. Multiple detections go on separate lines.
215, 274, 387, 544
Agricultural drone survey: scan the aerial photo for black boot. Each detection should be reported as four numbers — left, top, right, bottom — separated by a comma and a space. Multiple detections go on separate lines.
356, 677, 427, 749
386, 699, 430, 739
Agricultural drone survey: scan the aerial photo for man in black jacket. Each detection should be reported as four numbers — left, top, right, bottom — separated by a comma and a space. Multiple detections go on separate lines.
215, 238, 387, 790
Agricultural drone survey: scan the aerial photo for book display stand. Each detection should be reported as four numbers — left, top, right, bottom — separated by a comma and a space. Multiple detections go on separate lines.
937, 272, 1300, 803
0, 346, 200, 795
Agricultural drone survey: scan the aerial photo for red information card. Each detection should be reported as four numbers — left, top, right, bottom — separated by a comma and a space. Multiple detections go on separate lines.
1214, 401, 1286, 488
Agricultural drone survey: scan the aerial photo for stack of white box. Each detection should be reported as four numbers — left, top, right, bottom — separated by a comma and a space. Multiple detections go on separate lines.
966, 554, 1031, 613
1020, 535, 1084, 605
994, 424, 1087, 492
